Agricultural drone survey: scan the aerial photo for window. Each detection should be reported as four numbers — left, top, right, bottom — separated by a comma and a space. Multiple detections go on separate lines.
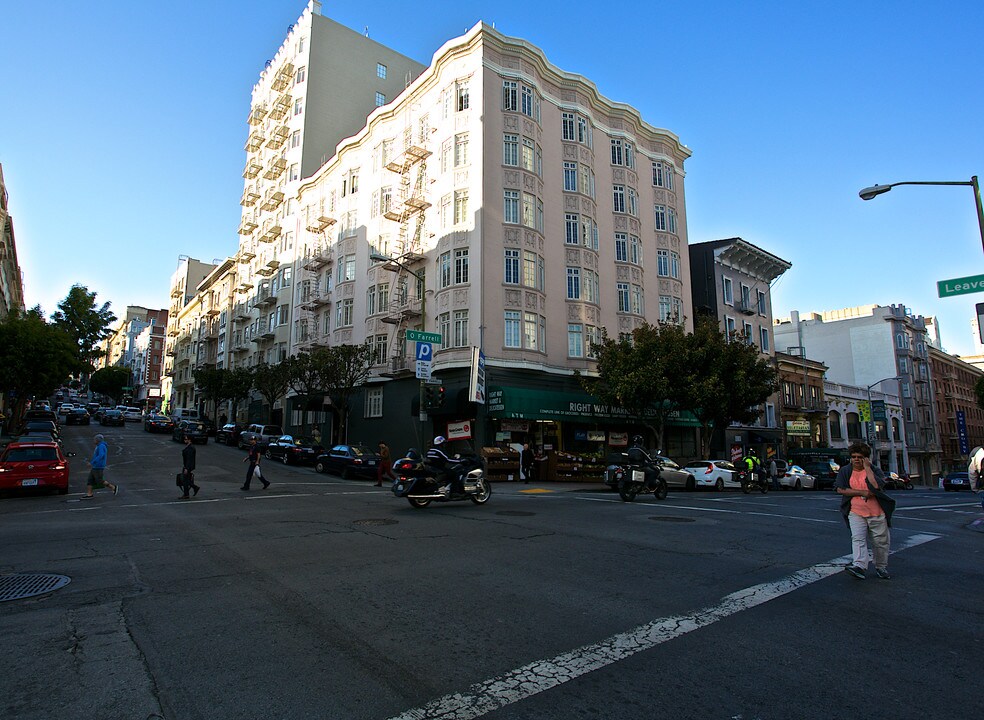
523, 251, 539, 289
295, 66, 306, 85
625, 142, 635, 169
578, 116, 590, 145
521, 138, 534, 172
521, 85, 534, 117
562, 112, 576, 141
765, 404, 776, 427
584, 270, 599, 303
441, 138, 452, 173
629, 235, 641, 265
617, 283, 630, 313
371, 334, 388, 365
563, 162, 578, 192
743, 321, 753, 342
367, 285, 377, 315
611, 138, 624, 166
659, 295, 672, 322
522, 193, 535, 228
505, 311, 521, 347
567, 267, 581, 299
652, 161, 674, 189
289, 163, 299, 182
656, 250, 669, 276
294, 97, 304, 115
456, 80, 469, 111
438, 251, 451, 288
613, 185, 625, 213
654, 204, 667, 231
504, 190, 519, 224
375, 91, 387, 106
628, 188, 638, 216
580, 166, 595, 198
503, 81, 518, 111
523, 312, 539, 351
722, 277, 734, 305
725, 316, 737, 338
336, 299, 353, 327
631, 285, 644, 315
757, 290, 767, 315
453, 310, 468, 347
504, 249, 520, 284
741, 284, 752, 311
438, 313, 451, 350
376, 63, 387, 79
440, 193, 452, 227
668, 208, 678, 234
365, 387, 383, 418
582, 217, 599, 250
568, 324, 583, 357
453, 189, 468, 224
615, 233, 628, 262
337, 254, 356, 283
290, 130, 301, 149
670, 252, 680, 279
503, 134, 518, 166
454, 133, 469, 166
454, 249, 469, 284
565, 214, 580, 245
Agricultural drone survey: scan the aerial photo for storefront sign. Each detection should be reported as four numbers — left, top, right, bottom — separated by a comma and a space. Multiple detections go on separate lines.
731, 443, 744, 463
587, 430, 606, 442
785, 420, 811, 436
500, 420, 529, 432
447, 420, 472, 440
495, 432, 511, 442
609, 432, 628, 446
486, 386, 699, 425
469, 347, 486, 404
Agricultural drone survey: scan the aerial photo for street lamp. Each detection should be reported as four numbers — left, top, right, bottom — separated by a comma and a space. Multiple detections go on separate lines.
865, 376, 900, 466
859, 176, 984, 255
370, 251, 429, 436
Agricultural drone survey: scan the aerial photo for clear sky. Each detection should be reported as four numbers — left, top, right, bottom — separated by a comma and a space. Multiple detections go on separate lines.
2, 1, 982, 355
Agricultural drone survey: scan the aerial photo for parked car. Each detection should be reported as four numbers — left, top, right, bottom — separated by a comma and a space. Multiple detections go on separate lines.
604, 452, 696, 491
172, 420, 208, 445
683, 460, 741, 490
92, 407, 112, 421
122, 407, 143, 422
57, 403, 75, 418
0, 441, 70, 494
24, 409, 59, 426
780, 465, 816, 490
266, 435, 323, 465
238, 424, 284, 449
942, 471, 972, 492
18, 430, 62, 447
314, 444, 381, 479
100, 409, 126, 427
85, 402, 100, 415
773, 459, 789, 477
170, 408, 200, 423
799, 459, 840, 490
143, 413, 175, 433
20, 420, 59, 439
64, 408, 91, 425
215, 423, 246, 447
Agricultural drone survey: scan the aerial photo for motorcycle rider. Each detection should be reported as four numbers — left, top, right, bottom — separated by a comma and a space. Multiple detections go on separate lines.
743, 451, 761, 488
628, 435, 661, 490
425, 435, 461, 497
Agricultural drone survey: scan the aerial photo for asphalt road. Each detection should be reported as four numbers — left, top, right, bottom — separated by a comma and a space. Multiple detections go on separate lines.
1, 423, 981, 720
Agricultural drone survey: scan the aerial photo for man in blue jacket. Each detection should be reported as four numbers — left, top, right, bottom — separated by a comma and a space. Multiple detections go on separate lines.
84, 433, 119, 498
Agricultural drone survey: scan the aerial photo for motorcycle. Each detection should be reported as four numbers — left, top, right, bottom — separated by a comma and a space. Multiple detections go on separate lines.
390, 451, 492, 509
738, 468, 769, 494
605, 451, 668, 502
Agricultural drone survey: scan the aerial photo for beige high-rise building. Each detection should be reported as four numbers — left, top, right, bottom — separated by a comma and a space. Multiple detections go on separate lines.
0, 163, 25, 321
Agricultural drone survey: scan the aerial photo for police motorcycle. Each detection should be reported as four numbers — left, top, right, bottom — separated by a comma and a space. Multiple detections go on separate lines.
737, 460, 769, 494
604, 437, 668, 502
390, 441, 491, 509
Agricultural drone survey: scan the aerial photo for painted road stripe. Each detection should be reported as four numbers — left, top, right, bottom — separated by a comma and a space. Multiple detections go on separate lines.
386, 532, 941, 720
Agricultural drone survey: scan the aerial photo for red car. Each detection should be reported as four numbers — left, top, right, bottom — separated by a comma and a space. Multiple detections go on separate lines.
0, 441, 70, 495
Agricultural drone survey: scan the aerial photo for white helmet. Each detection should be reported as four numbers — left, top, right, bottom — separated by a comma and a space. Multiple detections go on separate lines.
433, 435, 446, 445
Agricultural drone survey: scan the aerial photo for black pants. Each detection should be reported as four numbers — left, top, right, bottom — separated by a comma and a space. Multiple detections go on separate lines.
244, 463, 256, 488
181, 470, 198, 496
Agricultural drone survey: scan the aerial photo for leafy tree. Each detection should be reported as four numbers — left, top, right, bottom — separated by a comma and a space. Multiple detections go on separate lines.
89, 366, 131, 404
321, 343, 374, 444
224, 367, 255, 422
580, 322, 691, 451
252, 362, 291, 423
0, 311, 80, 431
286, 348, 334, 433
50, 285, 116, 375
975, 375, 984, 412
685, 316, 779, 458
193, 365, 226, 427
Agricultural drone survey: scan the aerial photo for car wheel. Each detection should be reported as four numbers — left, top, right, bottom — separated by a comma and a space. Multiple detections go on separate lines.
315, 461, 326, 473
795, 478, 802, 491
685, 476, 696, 492
282, 454, 289, 465
264, 449, 272, 460
715, 478, 724, 492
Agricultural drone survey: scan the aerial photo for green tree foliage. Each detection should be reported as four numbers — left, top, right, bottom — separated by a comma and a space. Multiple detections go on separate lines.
193, 366, 227, 428
321, 343, 374, 444
580, 322, 691, 450
286, 348, 334, 433
0, 310, 80, 431
89, 366, 131, 404
252, 362, 291, 423
50, 285, 116, 374
224, 367, 255, 421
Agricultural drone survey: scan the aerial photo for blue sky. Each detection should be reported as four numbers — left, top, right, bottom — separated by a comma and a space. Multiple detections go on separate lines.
2, 1, 982, 355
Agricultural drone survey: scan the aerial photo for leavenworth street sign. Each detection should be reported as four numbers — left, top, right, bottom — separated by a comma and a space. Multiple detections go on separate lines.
937, 273, 984, 298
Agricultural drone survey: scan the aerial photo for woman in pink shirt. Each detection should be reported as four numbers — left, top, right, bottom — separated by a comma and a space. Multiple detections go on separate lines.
834, 442, 894, 580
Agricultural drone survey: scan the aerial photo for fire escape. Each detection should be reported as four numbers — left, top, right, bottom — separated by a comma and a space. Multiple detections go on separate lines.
296, 204, 337, 350
378, 122, 432, 376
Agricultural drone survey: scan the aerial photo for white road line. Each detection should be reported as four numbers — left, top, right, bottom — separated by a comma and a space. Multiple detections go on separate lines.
575, 496, 838, 523
902, 502, 980, 511
244, 493, 317, 500
386, 532, 941, 720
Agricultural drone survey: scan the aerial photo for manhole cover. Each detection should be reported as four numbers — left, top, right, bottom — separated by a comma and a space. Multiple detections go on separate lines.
496, 510, 536, 517
0, 573, 71, 602
353, 518, 398, 526
648, 516, 695, 523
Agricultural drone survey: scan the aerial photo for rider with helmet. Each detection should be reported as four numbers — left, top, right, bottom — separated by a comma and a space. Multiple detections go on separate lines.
627, 435, 661, 489
425, 435, 461, 497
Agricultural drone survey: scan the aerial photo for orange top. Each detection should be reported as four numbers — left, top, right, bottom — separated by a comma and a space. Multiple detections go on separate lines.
849, 469, 884, 517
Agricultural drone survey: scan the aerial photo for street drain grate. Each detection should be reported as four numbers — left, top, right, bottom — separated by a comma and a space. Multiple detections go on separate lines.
496, 511, 536, 517
353, 518, 398, 527
648, 516, 695, 523
0, 573, 71, 602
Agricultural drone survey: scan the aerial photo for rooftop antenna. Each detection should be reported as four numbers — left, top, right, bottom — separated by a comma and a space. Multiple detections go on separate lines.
364, 26, 369, 37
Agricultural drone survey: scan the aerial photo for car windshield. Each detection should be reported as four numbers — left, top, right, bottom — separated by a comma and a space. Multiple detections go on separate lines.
350, 445, 373, 456
4, 447, 58, 462
189, 423, 205, 431
293, 437, 315, 446
106, 410, 121, 416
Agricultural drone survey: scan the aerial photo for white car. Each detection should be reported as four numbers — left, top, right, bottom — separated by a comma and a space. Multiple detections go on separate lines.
57, 403, 74, 417
780, 465, 816, 490
683, 460, 741, 491
122, 407, 143, 422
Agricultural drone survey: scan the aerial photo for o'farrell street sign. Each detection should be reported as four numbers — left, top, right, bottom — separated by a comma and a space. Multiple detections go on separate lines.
406, 329, 442, 343
937, 273, 984, 298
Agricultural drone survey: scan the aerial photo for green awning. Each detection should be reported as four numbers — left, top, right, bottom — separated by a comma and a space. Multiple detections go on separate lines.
486, 386, 699, 426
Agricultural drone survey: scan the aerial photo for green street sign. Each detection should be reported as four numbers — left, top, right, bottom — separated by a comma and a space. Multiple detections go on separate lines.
406, 329, 442, 343
937, 273, 984, 298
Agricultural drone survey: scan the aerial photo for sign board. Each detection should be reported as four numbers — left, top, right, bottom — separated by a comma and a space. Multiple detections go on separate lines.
785, 420, 811, 436
415, 342, 432, 361
937, 273, 984, 298
586, 430, 606, 442
870, 399, 886, 422
957, 410, 969, 455
415, 360, 431, 380
424, 377, 443, 385
858, 400, 871, 422
447, 420, 472, 440
731, 443, 744, 463
469, 347, 486, 404
406, 329, 442, 343
609, 431, 628, 446
978, 303, 984, 343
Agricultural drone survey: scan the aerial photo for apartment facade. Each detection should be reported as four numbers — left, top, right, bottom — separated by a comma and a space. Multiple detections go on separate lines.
774, 351, 828, 452
928, 344, 984, 472
287, 22, 693, 455
774, 305, 941, 483
162, 258, 216, 412
0, 163, 25, 320
823, 379, 906, 473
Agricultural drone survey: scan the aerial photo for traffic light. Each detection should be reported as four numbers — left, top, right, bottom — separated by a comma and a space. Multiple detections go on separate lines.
423, 386, 435, 410
434, 386, 445, 409
423, 385, 445, 410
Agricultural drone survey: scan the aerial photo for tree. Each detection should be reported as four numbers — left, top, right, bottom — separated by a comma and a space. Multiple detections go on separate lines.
0, 311, 80, 431
193, 366, 226, 428
252, 362, 291, 423
975, 375, 984, 412
286, 348, 334, 434
685, 316, 779, 458
224, 367, 255, 422
89, 366, 131, 404
321, 343, 374, 444
580, 322, 691, 451
50, 285, 116, 375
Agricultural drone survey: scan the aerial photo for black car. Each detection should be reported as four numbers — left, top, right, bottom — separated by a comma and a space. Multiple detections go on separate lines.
799, 460, 840, 490
215, 423, 246, 446
64, 408, 91, 425
266, 435, 323, 465
172, 420, 208, 444
942, 471, 972, 492
24, 409, 59, 426
20, 420, 60, 440
314, 444, 381, 479
144, 413, 175, 433
100, 409, 125, 427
